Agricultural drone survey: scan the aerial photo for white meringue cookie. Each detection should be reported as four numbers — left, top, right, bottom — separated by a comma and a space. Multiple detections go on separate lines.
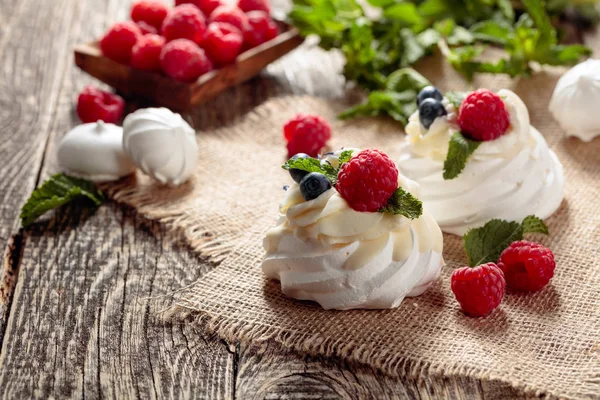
123, 108, 198, 186
262, 150, 444, 310
57, 121, 136, 182
398, 89, 564, 236
550, 59, 600, 142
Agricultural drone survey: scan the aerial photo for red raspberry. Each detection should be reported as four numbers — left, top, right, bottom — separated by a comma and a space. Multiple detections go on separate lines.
451, 263, 506, 317
77, 86, 125, 124
209, 5, 249, 32
202, 23, 243, 66
131, 0, 169, 30
131, 34, 165, 71
136, 21, 158, 35
160, 39, 213, 82
336, 149, 398, 212
243, 11, 278, 49
176, 0, 223, 17
162, 4, 207, 45
458, 89, 510, 141
238, 0, 271, 13
100, 21, 142, 64
497, 240, 555, 292
283, 114, 331, 158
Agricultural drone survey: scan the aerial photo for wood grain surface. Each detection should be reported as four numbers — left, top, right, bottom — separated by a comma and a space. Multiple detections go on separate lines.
0, 0, 580, 398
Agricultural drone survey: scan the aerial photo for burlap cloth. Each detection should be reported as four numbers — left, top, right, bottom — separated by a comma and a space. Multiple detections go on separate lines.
103, 49, 600, 399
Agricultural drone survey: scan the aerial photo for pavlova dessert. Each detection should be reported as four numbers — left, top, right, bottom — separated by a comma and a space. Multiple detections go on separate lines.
262, 148, 443, 310
398, 86, 564, 236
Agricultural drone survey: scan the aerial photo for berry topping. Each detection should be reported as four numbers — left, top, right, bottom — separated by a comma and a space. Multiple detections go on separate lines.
336, 149, 398, 212
160, 39, 213, 82
161, 4, 207, 45
238, 0, 271, 13
100, 21, 142, 64
131, 0, 169, 30
497, 240, 555, 292
77, 86, 125, 124
419, 98, 447, 129
136, 21, 159, 35
288, 153, 310, 183
451, 262, 505, 317
176, 0, 223, 17
299, 172, 332, 201
243, 11, 278, 49
209, 5, 249, 33
283, 114, 332, 158
417, 85, 443, 106
458, 89, 510, 141
202, 22, 243, 66
131, 34, 165, 71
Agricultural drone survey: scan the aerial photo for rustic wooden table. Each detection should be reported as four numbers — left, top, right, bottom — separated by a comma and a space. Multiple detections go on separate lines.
0, 0, 549, 398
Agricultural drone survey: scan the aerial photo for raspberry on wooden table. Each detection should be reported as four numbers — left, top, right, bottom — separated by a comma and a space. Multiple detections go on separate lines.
100, 21, 142, 64
162, 4, 207, 45
238, 0, 271, 13
131, 34, 165, 72
209, 5, 249, 32
336, 149, 398, 212
458, 89, 510, 141
451, 263, 506, 317
131, 0, 169, 30
77, 86, 125, 124
136, 21, 158, 35
160, 39, 213, 82
283, 114, 331, 158
497, 240, 556, 292
176, 0, 223, 18
202, 22, 243, 66
243, 11, 278, 49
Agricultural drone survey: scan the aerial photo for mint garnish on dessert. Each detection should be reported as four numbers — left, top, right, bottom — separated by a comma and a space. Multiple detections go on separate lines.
445, 91, 467, 109
378, 188, 423, 219
282, 150, 354, 186
443, 131, 481, 180
20, 173, 105, 227
462, 215, 549, 267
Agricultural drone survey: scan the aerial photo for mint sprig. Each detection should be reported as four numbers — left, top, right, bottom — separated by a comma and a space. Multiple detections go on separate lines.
20, 174, 104, 227
463, 215, 549, 267
378, 187, 423, 220
445, 91, 467, 109
282, 150, 355, 185
443, 132, 481, 180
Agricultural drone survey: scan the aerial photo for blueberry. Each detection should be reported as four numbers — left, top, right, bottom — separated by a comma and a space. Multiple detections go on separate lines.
288, 153, 310, 183
419, 98, 447, 129
417, 86, 443, 106
299, 172, 331, 201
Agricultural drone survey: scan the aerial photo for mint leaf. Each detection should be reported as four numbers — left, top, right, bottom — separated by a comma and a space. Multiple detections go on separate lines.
20, 174, 104, 227
383, 3, 422, 25
443, 132, 481, 180
337, 150, 354, 166
385, 68, 430, 92
282, 156, 338, 183
379, 187, 423, 219
522, 215, 549, 234
445, 91, 467, 108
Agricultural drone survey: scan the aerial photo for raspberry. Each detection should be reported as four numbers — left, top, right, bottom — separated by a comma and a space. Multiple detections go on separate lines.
100, 21, 142, 64
162, 4, 207, 45
136, 21, 159, 35
458, 89, 510, 141
209, 5, 249, 33
283, 114, 331, 158
131, 34, 165, 71
497, 240, 555, 292
243, 11, 278, 49
131, 0, 169, 30
202, 22, 243, 66
451, 263, 505, 317
77, 86, 125, 124
160, 39, 213, 82
336, 149, 398, 212
238, 0, 271, 13
176, 0, 223, 18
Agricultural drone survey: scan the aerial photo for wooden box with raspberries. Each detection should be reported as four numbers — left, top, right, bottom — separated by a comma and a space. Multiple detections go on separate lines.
74, 0, 303, 111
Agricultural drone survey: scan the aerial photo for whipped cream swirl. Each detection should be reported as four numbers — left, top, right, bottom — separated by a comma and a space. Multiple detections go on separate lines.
262, 155, 444, 310
398, 89, 564, 236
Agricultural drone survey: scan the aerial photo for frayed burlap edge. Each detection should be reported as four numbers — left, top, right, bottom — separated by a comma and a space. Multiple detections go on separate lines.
164, 304, 597, 400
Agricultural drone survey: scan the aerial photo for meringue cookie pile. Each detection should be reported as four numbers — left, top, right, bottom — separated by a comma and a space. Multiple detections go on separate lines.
550, 59, 600, 142
262, 150, 444, 310
398, 89, 564, 236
